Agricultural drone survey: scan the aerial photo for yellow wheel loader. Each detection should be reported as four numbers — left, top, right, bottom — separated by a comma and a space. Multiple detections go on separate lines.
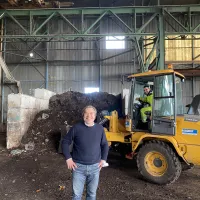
103, 68, 200, 185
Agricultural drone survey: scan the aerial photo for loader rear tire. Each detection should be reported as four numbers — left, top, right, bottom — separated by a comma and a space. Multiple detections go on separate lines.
137, 140, 182, 185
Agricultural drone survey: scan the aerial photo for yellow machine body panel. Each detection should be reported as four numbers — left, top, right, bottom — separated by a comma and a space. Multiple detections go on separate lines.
104, 111, 200, 166
105, 129, 189, 163
174, 116, 200, 165
104, 69, 200, 184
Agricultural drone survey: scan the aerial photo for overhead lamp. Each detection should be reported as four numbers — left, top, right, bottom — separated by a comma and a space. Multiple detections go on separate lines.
29, 52, 34, 57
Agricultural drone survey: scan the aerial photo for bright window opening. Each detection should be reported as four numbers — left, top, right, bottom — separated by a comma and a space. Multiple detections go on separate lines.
106, 36, 125, 49
84, 87, 99, 93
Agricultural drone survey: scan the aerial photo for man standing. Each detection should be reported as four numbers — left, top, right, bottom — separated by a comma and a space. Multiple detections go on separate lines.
136, 85, 153, 123
62, 105, 109, 200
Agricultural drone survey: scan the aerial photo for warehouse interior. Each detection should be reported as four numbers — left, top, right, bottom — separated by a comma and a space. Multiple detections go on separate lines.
0, 0, 200, 122
0, 0, 200, 199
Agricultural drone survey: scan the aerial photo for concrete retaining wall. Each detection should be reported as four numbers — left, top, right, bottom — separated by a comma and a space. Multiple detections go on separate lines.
7, 89, 56, 149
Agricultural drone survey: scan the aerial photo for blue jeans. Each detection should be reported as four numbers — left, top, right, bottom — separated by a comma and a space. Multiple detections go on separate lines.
72, 162, 100, 200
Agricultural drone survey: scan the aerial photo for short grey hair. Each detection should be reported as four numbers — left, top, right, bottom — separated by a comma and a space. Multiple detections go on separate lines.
82, 105, 97, 116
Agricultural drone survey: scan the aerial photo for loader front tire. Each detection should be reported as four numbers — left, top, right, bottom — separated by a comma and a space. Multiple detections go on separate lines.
137, 140, 182, 185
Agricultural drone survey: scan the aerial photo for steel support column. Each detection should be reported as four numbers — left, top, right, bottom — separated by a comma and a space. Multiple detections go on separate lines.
192, 35, 195, 98
1, 19, 5, 123
95, 40, 101, 91
45, 22, 49, 89
157, 10, 165, 69
45, 61, 49, 89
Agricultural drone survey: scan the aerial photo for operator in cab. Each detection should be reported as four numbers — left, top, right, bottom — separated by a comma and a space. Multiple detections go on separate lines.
135, 85, 153, 123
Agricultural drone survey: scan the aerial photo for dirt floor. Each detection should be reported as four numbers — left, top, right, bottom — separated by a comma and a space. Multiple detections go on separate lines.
0, 132, 200, 200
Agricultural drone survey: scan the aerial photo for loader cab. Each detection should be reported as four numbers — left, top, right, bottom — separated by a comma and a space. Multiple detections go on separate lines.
128, 70, 185, 135
129, 77, 154, 130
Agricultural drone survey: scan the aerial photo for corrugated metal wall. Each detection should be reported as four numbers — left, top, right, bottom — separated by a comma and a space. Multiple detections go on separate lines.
182, 77, 200, 113
4, 16, 137, 96
1, 13, 199, 121
144, 15, 200, 62
143, 14, 200, 107
100, 16, 138, 94
48, 64, 99, 93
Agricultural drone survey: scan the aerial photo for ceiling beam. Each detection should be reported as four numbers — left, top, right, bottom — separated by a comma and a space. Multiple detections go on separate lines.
7, 0, 19, 7
175, 69, 200, 77
1, 5, 200, 16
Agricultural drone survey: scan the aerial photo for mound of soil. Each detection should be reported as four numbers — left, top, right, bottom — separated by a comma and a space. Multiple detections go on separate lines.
22, 91, 121, 151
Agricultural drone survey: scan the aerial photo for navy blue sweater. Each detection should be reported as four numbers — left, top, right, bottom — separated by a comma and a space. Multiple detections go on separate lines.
62, 122, 109, 165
